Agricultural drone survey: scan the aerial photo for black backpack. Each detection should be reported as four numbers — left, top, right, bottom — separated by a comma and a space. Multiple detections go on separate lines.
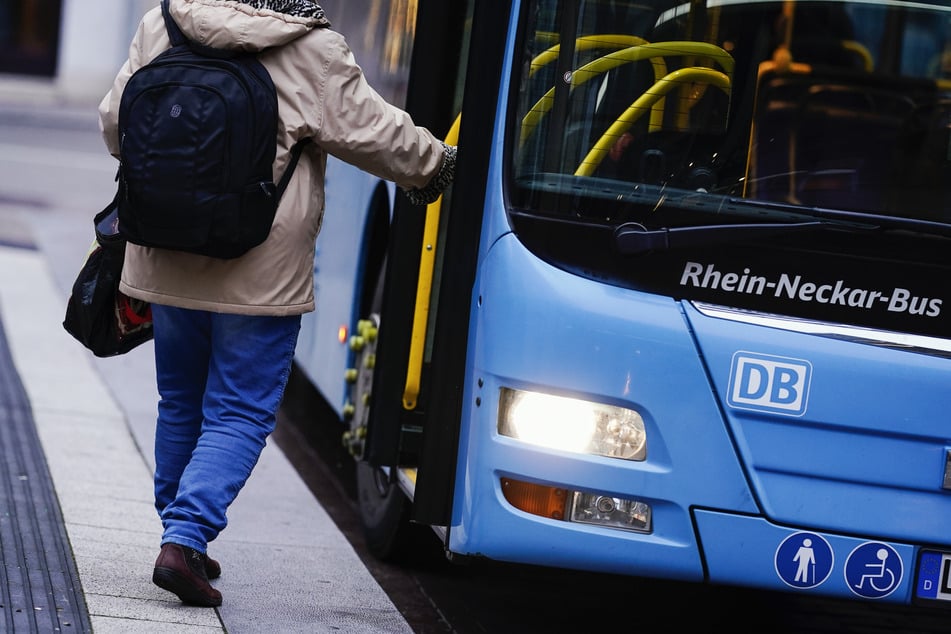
116, 0, 309, 259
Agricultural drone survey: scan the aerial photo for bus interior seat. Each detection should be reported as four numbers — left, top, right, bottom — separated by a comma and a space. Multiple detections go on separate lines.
889, 97, 951, 221
748, 68, 940, 213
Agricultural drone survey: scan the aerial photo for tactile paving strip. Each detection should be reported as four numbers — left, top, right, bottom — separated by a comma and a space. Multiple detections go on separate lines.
0, 316, 91, 633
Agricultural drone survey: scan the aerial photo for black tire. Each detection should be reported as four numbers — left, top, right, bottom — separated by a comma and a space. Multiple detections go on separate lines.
351, 263, 440, 564
357, 461, 418, 562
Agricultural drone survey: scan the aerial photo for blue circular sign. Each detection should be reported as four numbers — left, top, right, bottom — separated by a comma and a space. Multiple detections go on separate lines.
844, 542, 902, 599
775, 531, 834, 589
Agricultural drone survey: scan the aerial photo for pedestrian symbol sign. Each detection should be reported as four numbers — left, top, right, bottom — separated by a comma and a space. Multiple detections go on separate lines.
775, 532, 834, 589
845, 542, 902, 599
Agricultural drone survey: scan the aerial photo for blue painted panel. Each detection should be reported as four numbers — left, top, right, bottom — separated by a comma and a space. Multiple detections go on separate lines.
685, 302, 951, 545
447, 233, 757, 575
696, 509, 915, 604
295, 156, 387, 416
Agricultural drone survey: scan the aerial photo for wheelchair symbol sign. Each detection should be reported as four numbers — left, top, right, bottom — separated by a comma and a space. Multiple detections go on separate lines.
775, 532, 834, 589
845, 542, 902, 599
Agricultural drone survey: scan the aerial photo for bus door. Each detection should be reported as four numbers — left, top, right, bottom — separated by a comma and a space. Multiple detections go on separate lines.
354, 0, 485, 542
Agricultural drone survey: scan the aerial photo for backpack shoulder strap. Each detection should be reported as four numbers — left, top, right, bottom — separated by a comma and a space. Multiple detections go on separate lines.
276, 138, 313, 200
161, 0, 235, 58
160, 0, 187, 47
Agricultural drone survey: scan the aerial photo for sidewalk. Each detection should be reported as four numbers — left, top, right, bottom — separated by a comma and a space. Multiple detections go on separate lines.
0, 243, 412, 632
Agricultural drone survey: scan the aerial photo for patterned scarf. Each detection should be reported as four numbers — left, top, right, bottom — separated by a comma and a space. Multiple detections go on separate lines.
236, 0, 330, 26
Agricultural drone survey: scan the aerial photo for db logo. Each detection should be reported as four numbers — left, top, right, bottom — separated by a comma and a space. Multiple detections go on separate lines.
727, 352, 811, 416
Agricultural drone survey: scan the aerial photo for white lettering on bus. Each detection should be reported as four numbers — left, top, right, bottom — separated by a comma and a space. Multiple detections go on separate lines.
680, 261, 943, 318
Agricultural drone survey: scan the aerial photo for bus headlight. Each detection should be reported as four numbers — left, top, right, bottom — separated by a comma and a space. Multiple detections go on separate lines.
497, 388, 647, 461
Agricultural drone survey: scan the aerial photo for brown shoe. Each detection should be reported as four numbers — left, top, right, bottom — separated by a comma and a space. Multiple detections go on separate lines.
152, 543, 222, 607
205, 554, 221, 580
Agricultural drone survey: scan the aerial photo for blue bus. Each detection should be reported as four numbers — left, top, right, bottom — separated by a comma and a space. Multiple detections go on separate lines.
294, 0, 951, 607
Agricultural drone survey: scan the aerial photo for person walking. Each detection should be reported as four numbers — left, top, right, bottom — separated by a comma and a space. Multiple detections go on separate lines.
98, 0, 456, 607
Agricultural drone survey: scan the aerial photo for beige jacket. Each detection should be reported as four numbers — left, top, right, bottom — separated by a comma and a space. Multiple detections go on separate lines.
99, 0, 452, 316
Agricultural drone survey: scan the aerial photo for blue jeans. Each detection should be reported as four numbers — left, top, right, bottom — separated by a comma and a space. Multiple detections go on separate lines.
151, 305, 301, 552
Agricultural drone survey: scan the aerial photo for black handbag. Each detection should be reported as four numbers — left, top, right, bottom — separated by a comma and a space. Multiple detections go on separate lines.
63, 194, 153, 357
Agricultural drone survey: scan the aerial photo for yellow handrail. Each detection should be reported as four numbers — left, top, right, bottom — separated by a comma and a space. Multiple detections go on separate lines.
529, 34, 650, 77
841, 40, 873, 72
521, 41, 734, 147
575, 67, 731, 176
403, 113, 462, 410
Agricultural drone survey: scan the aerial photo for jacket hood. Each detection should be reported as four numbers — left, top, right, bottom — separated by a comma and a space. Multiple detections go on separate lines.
168, 0, 330, 52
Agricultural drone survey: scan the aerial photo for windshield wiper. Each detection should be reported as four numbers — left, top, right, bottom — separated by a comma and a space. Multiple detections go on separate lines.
614, 220, 872, 255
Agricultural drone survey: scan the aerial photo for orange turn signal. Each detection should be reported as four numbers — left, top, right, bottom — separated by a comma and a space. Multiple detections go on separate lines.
501, 478, 567, 520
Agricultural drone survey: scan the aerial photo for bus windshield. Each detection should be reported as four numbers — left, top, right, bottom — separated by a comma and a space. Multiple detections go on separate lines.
511, 0, 951, 230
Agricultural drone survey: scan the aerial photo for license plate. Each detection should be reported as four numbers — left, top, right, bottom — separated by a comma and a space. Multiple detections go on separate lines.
915, 551, 951, 604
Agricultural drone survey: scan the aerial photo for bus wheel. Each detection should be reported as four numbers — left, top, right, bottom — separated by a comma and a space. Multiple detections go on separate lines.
348, 317, 411, 560
356, 461, 418, 561
358, 461, 444, 564
347, 267, 424, 562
